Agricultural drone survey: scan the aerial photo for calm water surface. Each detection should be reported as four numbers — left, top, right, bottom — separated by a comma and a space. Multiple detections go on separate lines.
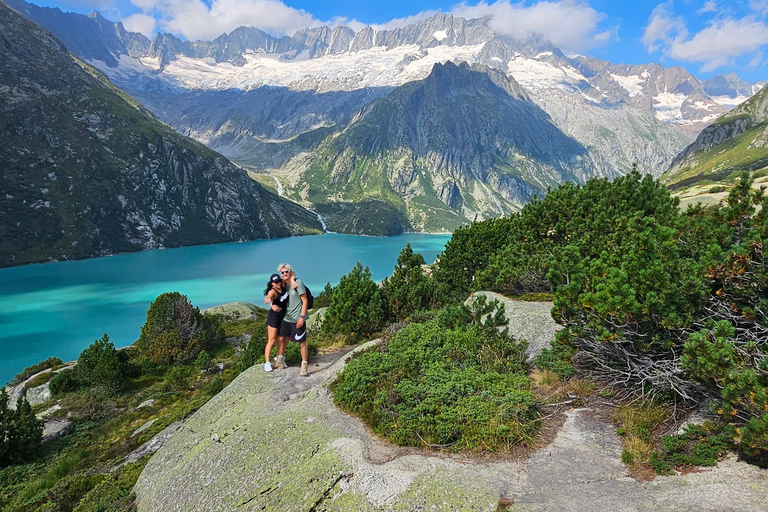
0, 233, 450, 384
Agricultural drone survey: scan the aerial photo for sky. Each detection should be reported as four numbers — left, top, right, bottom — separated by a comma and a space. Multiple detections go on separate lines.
27, 0, 768, 82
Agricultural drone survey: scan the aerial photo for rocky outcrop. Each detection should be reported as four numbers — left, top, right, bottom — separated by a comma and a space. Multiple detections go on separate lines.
467, 291, 562, 362
202, 302, 262, 322
134, 343, 768, 511
0, 3, 322, 267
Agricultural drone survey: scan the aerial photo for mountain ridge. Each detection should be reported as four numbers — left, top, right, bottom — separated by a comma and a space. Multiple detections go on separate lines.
269, 61, 596, 233
0, 1, 322, 267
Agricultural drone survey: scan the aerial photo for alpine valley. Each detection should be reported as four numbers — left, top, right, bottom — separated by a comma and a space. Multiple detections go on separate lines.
2, 0, 767, 246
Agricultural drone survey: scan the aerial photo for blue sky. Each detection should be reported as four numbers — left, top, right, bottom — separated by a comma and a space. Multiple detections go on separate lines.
29, 0, 768, 82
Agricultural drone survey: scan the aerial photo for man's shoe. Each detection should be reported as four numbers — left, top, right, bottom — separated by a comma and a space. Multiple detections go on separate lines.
276, 356, 285, 370
264, 361, 273, 372
300, 361, 308, 377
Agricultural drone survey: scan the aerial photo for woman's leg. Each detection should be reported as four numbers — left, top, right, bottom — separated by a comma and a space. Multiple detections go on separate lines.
264, 325, 277, 371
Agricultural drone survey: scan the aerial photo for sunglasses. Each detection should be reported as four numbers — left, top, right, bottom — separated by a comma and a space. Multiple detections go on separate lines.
280, 270, 291, 275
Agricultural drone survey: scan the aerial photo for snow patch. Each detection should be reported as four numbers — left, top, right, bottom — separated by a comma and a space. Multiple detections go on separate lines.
710, 94, 750, 110
610, 73, 645, 98
507, 56, 585, 91
137, 43, 486, 92
653, 91, 688, 122
433, 30, 447, 41
138, 56, 161, 70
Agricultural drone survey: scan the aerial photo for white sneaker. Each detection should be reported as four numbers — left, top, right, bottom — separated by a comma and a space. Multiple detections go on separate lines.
264, 361, 273, 372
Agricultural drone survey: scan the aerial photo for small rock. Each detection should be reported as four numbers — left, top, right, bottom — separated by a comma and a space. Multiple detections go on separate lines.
132, 418, 159, 438
42, 419, 73, 442
37, 404, 62, 419
122, 421, 183, 466
138, 399, 156, 409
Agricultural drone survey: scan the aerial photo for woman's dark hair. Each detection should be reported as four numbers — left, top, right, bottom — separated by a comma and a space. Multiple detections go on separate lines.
264, 281, 284, 296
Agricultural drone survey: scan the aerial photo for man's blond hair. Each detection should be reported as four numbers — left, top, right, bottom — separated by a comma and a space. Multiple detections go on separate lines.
277, 263, 293, 273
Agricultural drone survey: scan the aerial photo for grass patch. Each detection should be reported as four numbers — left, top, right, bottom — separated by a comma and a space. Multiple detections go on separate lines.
614, 401, 671, 469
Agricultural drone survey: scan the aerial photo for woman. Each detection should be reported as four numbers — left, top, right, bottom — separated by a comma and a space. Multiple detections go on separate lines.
263, 273, 288, 372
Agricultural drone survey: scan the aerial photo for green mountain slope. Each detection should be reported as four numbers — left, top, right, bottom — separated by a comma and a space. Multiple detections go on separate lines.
0, 3, 321, 267
272, 61, 595, 235
662, 84, 768, 191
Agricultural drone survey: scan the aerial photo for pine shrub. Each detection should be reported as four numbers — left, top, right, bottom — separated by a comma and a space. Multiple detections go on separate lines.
322, 262, 386, 340
136, 292, 223, 364
1, 389, 44, 467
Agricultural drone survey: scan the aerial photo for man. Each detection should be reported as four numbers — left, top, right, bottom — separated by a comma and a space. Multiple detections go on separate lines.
277, 263, 310, 377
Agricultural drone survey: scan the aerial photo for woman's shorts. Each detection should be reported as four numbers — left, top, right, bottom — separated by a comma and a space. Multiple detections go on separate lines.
266, 310, 284, 328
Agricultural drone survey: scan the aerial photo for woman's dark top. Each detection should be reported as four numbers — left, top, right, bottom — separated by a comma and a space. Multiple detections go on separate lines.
266, 285, 289, 328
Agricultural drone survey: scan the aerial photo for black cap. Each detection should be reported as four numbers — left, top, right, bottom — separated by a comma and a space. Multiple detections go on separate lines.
269, 273, 282, 283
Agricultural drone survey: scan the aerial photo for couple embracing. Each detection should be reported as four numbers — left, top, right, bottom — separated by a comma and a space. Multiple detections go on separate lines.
263, 263, 310, 377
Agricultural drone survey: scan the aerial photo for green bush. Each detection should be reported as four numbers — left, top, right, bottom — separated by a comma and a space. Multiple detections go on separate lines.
205, 376, 224, 395
332, 318, 537, 452
235, 332, 266, 373
136, 292, 224, 364
532, 340, 576, 379
49, 369, 80, 396
651, 422, 734, 470
75, 334, 129, 392
1, 389, 44, 467
313, 282, 334, 309
7, 357, 64, 387
432, 216, 515, 300
322, 262, 387, 340
381, 244, 440, 322
195, 350, 213, 372
165, 366, 190, 391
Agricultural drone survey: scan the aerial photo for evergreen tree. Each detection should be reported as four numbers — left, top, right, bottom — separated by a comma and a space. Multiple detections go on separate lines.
1, 388, 44, 467
322, 262, 386, 339
76, 333, 128, 392
136, 292, 224, 364
313, 282, 334, 309
381, 244, 438, 321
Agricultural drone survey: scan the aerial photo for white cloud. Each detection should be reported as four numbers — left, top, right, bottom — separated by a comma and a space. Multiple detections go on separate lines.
698, 0, 718, 15
644, 4, 768, 72
642, 2, 687, 53
670, 17, 768, 71
121, 0, 613, 53
750, 0, 768, 17
122, 13, 156, 37
128, 0, 320, 40
451, 1, 612, 54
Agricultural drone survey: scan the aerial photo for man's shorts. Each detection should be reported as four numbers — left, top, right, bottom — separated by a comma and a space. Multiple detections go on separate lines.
279, 320, 307, 342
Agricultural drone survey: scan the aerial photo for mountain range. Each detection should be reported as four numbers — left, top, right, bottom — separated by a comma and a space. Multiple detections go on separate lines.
3, 0, 767, 243
0, 1, 321, 267
663, 83, 768, 189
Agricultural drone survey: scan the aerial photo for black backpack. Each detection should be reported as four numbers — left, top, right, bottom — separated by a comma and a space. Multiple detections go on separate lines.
304, 285, 314, 310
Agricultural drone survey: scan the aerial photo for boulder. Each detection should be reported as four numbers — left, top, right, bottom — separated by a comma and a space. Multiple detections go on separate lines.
133, 347, 768, 512
25, 383, 52, 407
202, 302, 262, 321
466, 291, 563, 361
42, 419, 72, 443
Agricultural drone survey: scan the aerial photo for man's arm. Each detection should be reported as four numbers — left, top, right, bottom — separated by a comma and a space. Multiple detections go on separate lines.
297, 293, 308, 327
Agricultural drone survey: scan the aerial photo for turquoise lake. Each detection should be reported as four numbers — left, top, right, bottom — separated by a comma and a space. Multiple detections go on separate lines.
0, 233, 450, 385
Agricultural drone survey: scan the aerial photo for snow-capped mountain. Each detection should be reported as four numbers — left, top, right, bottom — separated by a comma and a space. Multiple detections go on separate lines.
703, 73, 766, 109
4, 0, 764, 231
